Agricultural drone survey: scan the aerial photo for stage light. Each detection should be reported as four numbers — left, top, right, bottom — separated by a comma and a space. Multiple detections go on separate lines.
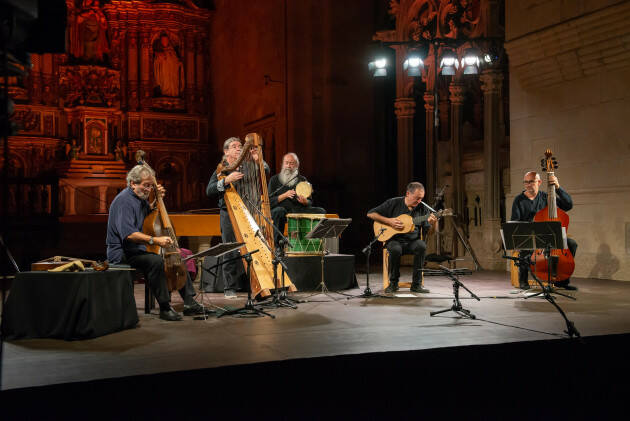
462, 48, 480, 75
368, 58, 388, 77
403, 54, 424, 77
440, 49, 458, 76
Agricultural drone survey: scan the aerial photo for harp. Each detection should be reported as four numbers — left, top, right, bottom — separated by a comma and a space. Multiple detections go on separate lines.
217, 133, 297, 298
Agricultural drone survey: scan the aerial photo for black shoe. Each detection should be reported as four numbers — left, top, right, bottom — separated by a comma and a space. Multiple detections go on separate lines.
519, 284, 530, 291
159, 307, 183, 321
410, 283, 430, 293
558, 284, 578, 291
183, 302, 207, 316
385, 282, 399, 293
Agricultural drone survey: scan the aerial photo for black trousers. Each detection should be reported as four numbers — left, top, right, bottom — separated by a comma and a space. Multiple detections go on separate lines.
386, 238, 427, 284
126, 251, 196, 307
271, 205, 326, 247
220, 208, 242, 291
518, 238, 578, 287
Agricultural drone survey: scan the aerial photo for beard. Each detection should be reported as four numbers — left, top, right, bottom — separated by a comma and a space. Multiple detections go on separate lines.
278, 168, 299, 186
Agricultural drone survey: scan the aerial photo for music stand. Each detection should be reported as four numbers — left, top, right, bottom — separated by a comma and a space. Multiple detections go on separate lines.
183, 242, 244, 320
303, 218, 352, 301
501, 221, 580, 338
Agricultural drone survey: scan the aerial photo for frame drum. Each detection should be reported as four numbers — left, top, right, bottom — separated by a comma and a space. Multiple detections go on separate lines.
286, 213, 326, 255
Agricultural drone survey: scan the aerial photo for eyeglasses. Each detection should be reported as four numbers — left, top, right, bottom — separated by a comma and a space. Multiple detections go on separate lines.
523, 180, 537, 185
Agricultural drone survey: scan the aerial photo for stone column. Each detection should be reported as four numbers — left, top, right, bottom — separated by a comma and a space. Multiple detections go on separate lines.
423, 92, 435, 198
479, 69, 505, 269
30, 53, 42, 104
139, 30, 151, 111
127, 30, 139, 111
63, 184, 76, 216
394, 98, 416, 193
195, 34, 205, 113
449, 82, 465, 217
185, 31, 196, 112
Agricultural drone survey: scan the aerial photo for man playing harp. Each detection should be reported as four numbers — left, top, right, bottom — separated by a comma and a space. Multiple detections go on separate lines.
206, 137, 270, 299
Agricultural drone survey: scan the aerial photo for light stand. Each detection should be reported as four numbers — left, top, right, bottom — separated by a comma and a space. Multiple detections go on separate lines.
347, 228, 392, 300
427, 266, 478, 319
217, 249, 275, 319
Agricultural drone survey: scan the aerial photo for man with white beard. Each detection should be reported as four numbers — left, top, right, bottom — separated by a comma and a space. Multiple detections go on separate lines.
268, 153, 326, 247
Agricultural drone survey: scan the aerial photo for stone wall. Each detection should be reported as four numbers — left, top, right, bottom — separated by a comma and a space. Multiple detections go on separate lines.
505, 1, 630, 280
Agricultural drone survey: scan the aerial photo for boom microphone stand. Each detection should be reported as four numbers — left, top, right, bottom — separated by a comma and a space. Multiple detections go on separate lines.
218, 249, 275, 318
347, 228, 392, 300
427, 266, 478, 319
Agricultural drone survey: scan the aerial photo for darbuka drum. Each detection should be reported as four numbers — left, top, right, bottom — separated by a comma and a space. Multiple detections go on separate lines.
286, 213, 326, 255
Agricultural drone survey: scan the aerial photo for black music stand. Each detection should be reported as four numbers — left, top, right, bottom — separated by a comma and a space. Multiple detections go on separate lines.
184, 242, 245, 320
346, 228, 392, 300
303, 218, 352, 301
217, 249, 275, 319
427, 266, 478, 319
501, 221, 580, 338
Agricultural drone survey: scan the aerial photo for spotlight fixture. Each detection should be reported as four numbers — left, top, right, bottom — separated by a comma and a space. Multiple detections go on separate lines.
440, 49, 458, 76
403, 54, 424, 77
368, 58, 388, 77
462, 48, 480, 75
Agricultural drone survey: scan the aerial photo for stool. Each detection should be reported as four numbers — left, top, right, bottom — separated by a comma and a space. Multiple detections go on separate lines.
382, 249, 423, 290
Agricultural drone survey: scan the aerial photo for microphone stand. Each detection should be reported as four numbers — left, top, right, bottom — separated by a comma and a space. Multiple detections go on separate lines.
268, 174, 300, 197
241, 194, 299, 309
502, 253, 580, 338
217, 249, 275, 318
427, 265, 479, 319
347, 228, 392, 300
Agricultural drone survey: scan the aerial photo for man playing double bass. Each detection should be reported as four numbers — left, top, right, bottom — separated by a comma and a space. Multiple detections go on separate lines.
107, 165, 205, 321
511, 171, 578, 290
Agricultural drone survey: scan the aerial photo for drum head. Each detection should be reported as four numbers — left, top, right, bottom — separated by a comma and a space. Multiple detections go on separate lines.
295, 181, 312, 198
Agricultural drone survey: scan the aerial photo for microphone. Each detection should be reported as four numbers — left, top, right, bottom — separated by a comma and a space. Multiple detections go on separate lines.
269, 174, 300, 197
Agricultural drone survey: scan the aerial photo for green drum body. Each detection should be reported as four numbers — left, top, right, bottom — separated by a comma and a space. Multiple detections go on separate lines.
286, 213, 326, 255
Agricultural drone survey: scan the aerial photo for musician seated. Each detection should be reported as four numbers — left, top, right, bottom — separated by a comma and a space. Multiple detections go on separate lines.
511, 171, 577, 290
367, 182, 437, 294
268, 153, 326, 247
106, 165, 205, 321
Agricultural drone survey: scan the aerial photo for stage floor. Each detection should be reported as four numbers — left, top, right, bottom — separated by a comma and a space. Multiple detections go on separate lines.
3, 269, 630, 391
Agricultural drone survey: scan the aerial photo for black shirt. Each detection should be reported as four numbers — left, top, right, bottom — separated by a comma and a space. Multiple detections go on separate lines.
510, 188, 573, 222
368, 196, 431, 242
268, 174, 313, 210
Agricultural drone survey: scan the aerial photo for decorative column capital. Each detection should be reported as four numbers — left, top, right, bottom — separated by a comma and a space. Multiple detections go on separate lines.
448, 83, 466, 105
480, 70, 503, 94
394, 97, 416, 118
423, 93, 434, 111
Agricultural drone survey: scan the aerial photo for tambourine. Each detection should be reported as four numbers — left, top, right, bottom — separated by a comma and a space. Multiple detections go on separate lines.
295, 181, 312, 198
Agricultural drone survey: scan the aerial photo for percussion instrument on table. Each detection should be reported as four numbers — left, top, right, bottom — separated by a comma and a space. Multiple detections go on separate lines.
286, 213, 326, 255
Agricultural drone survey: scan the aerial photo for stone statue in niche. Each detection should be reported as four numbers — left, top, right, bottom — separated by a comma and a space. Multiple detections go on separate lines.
69, 0, 110, 62
153, 33, 185, 97
87, 125, 105, 155
114, 140, 128, 162
66, 139, 81, 160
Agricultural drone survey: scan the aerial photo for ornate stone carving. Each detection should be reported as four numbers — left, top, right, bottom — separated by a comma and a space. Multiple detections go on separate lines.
68, 0, 111, 63
448, 82, 466, 105
142, 118, 197, 140
12, 109, 41, 133
394, 98, 416, 117
59, 65, 121, 107
480, 69, 503, 94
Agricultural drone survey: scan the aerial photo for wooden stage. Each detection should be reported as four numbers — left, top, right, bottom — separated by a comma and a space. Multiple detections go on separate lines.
2, 269, 630, 419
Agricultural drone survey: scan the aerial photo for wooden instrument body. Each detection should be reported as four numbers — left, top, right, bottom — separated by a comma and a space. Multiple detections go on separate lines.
219, 133, 296, 297
373, 209, 452, 242
137, 151, 187, 292
530, 150, 575, 282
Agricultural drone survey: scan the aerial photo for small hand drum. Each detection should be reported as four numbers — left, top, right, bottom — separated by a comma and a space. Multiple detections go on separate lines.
295, 181, 312, 198
286, 213, 325, 255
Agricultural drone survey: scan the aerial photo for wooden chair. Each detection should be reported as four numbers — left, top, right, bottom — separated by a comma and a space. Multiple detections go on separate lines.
382, 248, 425, 290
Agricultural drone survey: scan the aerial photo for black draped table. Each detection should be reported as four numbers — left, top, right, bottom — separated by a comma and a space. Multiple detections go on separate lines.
1, 270, 139, 340
285, 254, 357, 291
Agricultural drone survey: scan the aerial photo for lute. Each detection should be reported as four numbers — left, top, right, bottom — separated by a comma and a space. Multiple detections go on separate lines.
373, 208, 453, 242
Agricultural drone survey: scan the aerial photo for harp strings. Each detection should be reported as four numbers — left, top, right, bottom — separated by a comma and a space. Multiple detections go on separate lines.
234, 156, 272, 241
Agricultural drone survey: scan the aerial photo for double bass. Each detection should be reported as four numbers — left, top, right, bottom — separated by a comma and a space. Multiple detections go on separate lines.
531, 149, 575, 282
137, 150, 188, 292
217, 133, 296, 297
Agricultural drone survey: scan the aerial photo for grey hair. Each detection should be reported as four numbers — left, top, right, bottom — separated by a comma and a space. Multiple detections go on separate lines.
223, 137, 242, 151
524, 171, 541, 180
126, 165, 154, 188
406, 181, 425, 193
283, 152, 300, 167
